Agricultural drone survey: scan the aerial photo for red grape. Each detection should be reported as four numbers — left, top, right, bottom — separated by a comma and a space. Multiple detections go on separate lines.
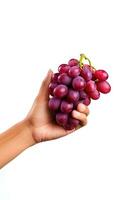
81, 97, 91, 105
80, 65, 92, 81
74, 97, 91, 107
51, 73, 59, 83
54, 84, 68, 98
89, 67, 96, 81
79, 90, 88, 99
56, 113, 68, 126
48, 54, 111, 130
48, 97, 61, 111
72, 76, 86, 91
69, 117, 79, 127
68, 58, 79, 67
60, 100, 73, 113
68, 66, 80, 78
64, 117, 79, 130
58, 73, 72, 85
95, 70, 108, 81
58, 64, 70, 74
85, 80, 96, 94
96, 81, 111, 94
49, 82, 58, 96
88, 90, 100, 100
67, 89, 80, 102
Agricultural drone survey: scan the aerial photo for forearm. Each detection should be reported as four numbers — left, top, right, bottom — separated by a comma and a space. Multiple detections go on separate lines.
0, 120, 35, 169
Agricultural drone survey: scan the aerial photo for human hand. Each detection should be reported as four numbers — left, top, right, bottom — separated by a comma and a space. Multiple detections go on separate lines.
0, 70, 89, 168
26, 70, 89, 143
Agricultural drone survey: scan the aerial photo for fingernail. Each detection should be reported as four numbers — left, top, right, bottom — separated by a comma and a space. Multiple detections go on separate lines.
48, 69, 53, 74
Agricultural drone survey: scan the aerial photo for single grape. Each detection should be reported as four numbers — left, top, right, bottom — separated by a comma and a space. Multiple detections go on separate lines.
81, 97, 91, 106
68, 58, 79, 67
85, 80, 96, 94
72, 76, 86, 91
58, 64, 70, 74
63, 124, 74, 130
53, 84, 68, 98
58, 73, 72, 85
95, 70, 108, 81
49, 82, 58, 96
64, 117, 79, 130
73, 100, 79, 108
51, 73, 59, 83
68, 66, 80, 78
67, 89, 80, 102
80, 65, 92, 81
96, 81, 111, 94
88, 90, 100, 100
79, 90, 88, 99
89, 67, 96, 81
60, 100, 73, 113
56, 113, 68, 126
69, 117, 79, 127
48, 97, 61, 111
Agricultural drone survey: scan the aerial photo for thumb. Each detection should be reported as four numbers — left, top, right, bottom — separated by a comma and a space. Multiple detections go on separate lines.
37, 69, 53, 102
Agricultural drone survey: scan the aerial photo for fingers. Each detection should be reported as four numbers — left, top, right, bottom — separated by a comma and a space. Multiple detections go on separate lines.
72, 110, 87, 126
38, 69, 53, 102
77, 103, 89, 116
72, 104, 89, 126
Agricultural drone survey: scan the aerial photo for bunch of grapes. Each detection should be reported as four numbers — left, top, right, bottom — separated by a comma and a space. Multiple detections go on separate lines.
48, 54, 111, 130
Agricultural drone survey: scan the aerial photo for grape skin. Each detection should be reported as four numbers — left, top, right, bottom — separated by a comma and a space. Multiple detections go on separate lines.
51, 73, 59, 83
64, 117, 79, 130
60, 100, 73, 113
81, 98, 91, 105
58, 64, 70, 74
72, 76, 86, 91
96, 81, 111, 94
54, 84, 68, 98
80, 65, 92, 81
79, 90, 88, 99
68, 66, 80, 78
85, 80, 96, 94
95, 70, 108, 81
68, 59, 79, 67
48, 57, 111, 130
48, 97, 61, 111
88, 90, 100, 100
58, 73, 72, 85
49, 82, 58, 96
56, 113, 68, 126
67, 89, 80, 102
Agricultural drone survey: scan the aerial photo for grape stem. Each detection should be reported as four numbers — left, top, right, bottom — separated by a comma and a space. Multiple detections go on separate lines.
79, 54, 96, 71
79, 54, 92, 68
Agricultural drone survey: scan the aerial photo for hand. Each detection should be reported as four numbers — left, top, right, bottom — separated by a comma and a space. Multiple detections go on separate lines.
0, 69, 89, 168
27, 70, 89, 142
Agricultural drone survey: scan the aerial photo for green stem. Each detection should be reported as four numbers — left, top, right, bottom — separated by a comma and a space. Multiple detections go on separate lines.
79, 54, 96, 71
79, 54, 92, 68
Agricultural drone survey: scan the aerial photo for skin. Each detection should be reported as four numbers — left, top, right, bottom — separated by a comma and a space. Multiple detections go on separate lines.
0, 70, 89, 169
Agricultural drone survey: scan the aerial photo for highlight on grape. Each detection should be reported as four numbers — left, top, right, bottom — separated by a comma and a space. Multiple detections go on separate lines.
48, 54, 111, 130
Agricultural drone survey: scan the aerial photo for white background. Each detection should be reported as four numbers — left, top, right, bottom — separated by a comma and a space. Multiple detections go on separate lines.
0, 0, 134, 199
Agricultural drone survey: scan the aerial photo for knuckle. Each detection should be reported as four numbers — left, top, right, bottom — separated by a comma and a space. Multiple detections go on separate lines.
80, 114, 87, 126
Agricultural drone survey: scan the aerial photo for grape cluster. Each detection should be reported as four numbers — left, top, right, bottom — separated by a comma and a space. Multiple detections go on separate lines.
48, 54, 111, 130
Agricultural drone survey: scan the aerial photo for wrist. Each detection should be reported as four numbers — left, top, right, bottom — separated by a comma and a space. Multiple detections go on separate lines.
22, 119, 36, 147
0, 119, 36, 168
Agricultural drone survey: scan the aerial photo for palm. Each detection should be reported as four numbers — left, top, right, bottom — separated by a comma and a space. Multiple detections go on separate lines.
28, 99, 68, 142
